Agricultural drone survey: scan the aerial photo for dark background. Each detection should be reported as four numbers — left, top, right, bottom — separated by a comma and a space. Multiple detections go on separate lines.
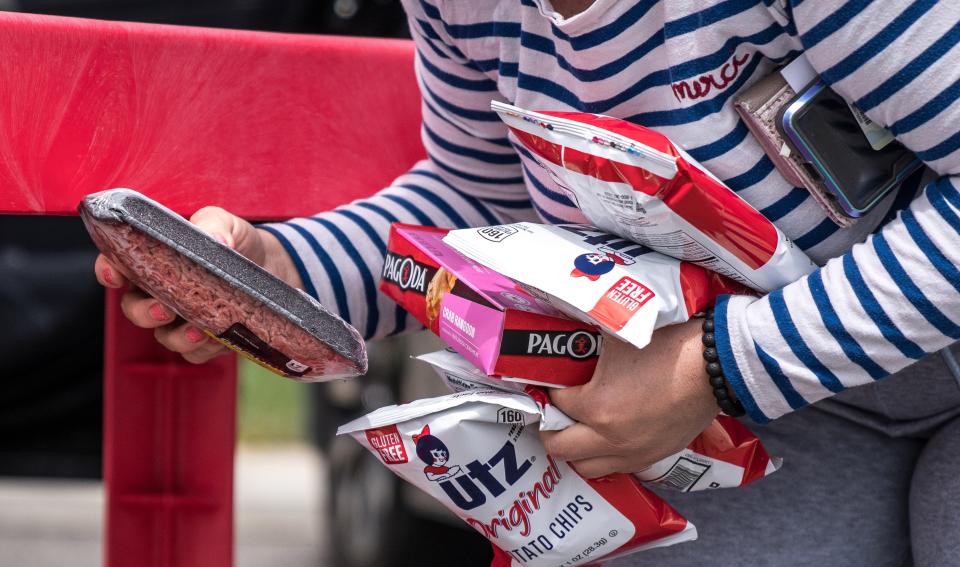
12, 0, 410, 36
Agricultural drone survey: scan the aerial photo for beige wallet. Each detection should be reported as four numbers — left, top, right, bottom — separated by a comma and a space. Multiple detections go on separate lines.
733, 71, 855, 228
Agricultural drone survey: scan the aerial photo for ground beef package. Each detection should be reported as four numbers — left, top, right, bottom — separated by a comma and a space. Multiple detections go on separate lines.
419, 349, 781, 492
338, 389, 697, 567
79, 188, 367, 381
493, 101, 815, 293
444, 223, 750, 350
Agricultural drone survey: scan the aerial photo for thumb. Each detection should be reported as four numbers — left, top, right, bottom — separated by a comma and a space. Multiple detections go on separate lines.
190, 206, 238, 250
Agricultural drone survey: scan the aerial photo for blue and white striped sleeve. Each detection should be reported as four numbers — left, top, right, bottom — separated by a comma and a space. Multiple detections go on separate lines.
259, 1, 536, 341
716, 0, 960, 422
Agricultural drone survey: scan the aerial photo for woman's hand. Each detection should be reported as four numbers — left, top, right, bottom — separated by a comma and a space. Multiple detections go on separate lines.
540, 319, 720, 478
93, 206, 303, 364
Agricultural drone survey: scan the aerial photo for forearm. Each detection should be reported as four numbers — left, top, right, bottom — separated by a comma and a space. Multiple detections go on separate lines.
719, 0, 960, 422
717, 174, 960, 423
259, 162, 536, 341
254, 2, 542, 342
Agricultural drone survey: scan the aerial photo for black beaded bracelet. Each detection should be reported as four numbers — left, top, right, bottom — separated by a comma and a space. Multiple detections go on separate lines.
702, 308, 746, 417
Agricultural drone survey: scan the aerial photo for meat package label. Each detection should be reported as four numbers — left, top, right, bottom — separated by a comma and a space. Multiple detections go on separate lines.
214, 322, 312, 377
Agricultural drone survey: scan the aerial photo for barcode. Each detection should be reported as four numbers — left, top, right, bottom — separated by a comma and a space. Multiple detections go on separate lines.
654, 458, 710, 492
849, 104, 873, 126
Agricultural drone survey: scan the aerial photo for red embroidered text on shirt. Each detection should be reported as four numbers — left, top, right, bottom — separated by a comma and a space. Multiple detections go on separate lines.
671, 52, 752, 103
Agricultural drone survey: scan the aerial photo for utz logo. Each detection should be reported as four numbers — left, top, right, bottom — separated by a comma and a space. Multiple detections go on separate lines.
571, 251, 630, 281
478, 225, 518, 242
414, 425, 532, 511
382, 252, 430, 293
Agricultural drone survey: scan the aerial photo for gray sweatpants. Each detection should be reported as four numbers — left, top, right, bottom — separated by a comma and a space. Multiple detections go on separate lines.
610, 346, 960, 567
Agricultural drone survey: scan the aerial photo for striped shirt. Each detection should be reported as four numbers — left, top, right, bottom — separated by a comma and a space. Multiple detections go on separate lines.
262, 0, 960, 423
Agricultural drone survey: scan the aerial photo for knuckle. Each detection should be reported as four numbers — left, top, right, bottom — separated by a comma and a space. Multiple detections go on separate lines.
191, 206, 232, 231
610, 432, 644, 454
153, 327, 171, 347
609, 439, 632, 453
192, 205, 224, 219
207, 349, 227, 362
547, 390, 575, 415
574, 461, 608, 479
574, 401, 598, 423
542, 436, 567, 459
153, 327, 184, 353
589, 408, 617, 429
119, 295, 141, 323
199, 342, 226, 358
181, 351, 208, 365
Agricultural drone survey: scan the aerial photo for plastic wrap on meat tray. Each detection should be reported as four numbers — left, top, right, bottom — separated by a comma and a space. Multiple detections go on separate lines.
79, 188, 367, 381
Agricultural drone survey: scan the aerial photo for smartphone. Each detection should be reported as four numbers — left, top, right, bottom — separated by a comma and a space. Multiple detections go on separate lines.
778, 81, 922, 218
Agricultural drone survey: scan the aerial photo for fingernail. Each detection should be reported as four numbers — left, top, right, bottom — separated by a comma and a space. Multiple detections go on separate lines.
184, 326, 205, 343
213, 234, 233, 249
149, 303, 171, 322
102, 267, 115, 286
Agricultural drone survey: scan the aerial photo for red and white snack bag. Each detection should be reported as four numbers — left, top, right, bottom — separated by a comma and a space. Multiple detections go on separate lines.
338, 389, 697, 566
444, 223, 750, 349
419, 348, 530, 394
418, 349, 782, 492
493, 101, 815, 292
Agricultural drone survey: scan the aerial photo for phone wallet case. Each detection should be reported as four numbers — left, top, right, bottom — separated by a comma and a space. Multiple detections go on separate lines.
733, 71, 855, 228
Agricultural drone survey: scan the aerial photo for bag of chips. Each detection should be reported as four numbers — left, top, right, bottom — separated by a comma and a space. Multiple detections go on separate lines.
493, 101, 815, 292
338, 389, 697, 566
444, 222, 749, 350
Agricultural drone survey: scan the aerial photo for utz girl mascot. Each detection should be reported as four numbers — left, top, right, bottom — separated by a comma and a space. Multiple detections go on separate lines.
570, 249, 632, 281
412, 425, 462, 482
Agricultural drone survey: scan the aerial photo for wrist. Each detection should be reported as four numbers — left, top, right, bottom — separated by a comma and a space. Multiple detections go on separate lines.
672, 319, 721, 419
702, 308, 745, 417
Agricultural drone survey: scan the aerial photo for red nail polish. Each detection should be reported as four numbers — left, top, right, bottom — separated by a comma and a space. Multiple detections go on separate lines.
149, 303, 170, 322
184, 326, 204, 343
102, 267, 115, 286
